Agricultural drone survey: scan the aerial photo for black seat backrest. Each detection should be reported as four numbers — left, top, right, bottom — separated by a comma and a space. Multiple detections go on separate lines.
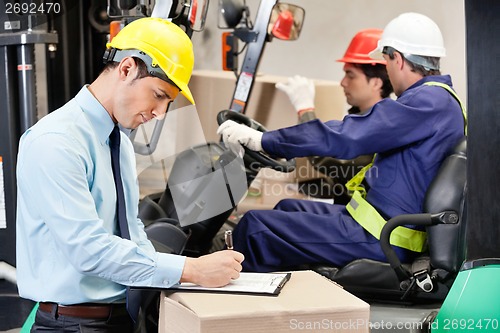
424, 138, 467, 273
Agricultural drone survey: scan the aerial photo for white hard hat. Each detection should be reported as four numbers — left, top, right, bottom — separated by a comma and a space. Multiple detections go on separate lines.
370, 12, 446, 60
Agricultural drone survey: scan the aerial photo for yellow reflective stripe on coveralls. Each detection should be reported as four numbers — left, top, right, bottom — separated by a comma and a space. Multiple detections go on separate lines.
345, 81, 467, 253
424, 81, 468, 135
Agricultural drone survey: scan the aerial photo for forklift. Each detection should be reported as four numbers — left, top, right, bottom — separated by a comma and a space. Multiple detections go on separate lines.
135, 0, 500, 331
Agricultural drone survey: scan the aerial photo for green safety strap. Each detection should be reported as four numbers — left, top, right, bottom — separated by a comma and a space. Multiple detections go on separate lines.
346, 191, 427, 252
344, 156, 375, 199
344, 81, 467, 252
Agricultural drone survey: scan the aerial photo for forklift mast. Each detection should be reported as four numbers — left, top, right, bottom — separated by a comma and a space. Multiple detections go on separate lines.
221, 0, 304, 113
228, 0, 277, 113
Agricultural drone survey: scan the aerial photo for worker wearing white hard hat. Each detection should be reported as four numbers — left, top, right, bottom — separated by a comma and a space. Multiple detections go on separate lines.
372, 12, 445, 58
370, 12, 447, 95
217, 13, 466, 273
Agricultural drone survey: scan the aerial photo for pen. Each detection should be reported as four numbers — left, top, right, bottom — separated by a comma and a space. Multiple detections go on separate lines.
224, 230, 233, 250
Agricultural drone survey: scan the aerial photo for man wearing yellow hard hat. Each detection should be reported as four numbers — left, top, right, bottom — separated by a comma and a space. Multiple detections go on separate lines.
16, 17, 244, 332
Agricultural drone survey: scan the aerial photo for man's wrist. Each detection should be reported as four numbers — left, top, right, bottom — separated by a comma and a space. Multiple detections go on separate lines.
297, 107, 315, 117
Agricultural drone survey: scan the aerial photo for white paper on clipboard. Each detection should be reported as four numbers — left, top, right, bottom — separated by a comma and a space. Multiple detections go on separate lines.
172, 272, 291, 296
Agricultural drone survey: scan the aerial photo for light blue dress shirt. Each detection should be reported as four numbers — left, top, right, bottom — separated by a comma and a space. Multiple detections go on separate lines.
16, 86, 185, 304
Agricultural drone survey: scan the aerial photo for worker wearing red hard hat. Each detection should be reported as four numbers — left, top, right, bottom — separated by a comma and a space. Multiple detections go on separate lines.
218, 13, 465, 273
277, 28, 392, 118
273, 28, 393, 204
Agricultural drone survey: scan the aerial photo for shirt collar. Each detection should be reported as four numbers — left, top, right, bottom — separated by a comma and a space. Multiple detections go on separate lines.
74, 85, 115, 146
408, 74, 453, 91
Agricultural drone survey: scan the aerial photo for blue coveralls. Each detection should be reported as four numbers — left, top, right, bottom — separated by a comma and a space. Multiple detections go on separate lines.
233, 75, 465, 272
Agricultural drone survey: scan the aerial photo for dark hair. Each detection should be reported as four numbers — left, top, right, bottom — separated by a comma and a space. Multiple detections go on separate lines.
101, 57, 151, 80
354, 63, 393, 98
383, 46, 441, 76
405, 58, 441, 76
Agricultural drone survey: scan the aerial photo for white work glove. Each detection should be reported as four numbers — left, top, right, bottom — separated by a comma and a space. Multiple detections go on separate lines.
217, 120, 263, 152
275, 75, 315, 113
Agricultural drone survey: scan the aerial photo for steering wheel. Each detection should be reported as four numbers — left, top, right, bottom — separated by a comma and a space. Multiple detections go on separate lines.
217, 110, 296, 173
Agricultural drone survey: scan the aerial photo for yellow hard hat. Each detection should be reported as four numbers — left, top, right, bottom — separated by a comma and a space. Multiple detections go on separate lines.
107, 17, 195, 104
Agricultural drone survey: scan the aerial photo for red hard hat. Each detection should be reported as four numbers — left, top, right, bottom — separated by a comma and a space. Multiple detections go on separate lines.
337, 28, 386, 65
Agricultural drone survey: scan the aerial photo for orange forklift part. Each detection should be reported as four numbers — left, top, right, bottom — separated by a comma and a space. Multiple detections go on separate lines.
109, 20, 122, 42
222, 32, 238, 71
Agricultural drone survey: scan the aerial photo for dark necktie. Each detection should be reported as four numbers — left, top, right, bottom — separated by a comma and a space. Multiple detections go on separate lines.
109, 125, 130, 240
110, 125, 140, 323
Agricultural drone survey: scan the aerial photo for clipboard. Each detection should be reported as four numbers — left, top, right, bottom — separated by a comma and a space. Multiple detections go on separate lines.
170, 272, 292, 296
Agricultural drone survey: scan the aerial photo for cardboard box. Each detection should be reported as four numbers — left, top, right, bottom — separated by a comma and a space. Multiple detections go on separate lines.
170, 70, 347, 207
176, 70, 346, 142
235, 168, 308, 213
159, 270, 370, 333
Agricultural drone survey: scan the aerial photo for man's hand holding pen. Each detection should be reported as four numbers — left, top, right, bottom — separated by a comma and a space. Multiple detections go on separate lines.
180, 231, 244, 287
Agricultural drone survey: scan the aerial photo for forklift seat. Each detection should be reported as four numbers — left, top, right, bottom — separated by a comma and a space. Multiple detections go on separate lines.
307, 137, 467, 304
